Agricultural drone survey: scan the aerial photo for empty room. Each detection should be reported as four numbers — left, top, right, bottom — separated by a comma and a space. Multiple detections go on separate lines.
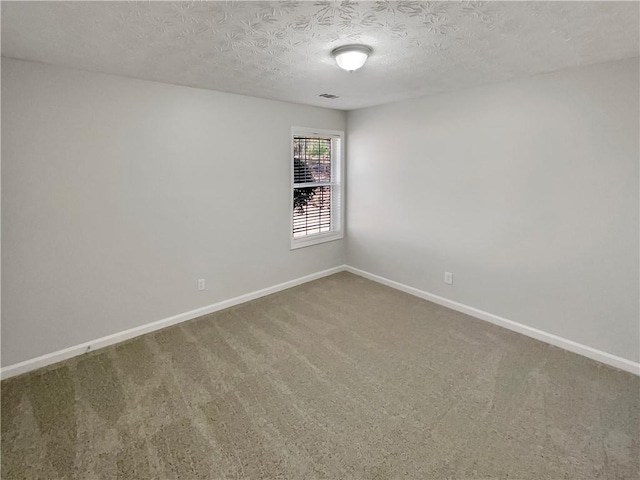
1, 1, 639, 479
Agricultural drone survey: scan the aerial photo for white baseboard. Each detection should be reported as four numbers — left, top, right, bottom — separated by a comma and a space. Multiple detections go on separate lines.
3, 263, 638, 379
344, 266, 640, 376
0, 265, 347, 380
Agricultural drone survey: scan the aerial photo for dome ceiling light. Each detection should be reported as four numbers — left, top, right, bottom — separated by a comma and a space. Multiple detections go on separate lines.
331, 44, 372, 72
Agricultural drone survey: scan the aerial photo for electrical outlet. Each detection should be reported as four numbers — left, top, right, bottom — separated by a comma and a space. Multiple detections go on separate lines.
198, 279, 205, 291
444, 272, 453, 285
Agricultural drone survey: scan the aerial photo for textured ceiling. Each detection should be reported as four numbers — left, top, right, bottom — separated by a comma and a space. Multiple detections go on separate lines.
2, 1, 639, 110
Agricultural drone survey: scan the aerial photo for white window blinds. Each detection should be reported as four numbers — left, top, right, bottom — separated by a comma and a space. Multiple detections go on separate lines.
291, 130, 343, 248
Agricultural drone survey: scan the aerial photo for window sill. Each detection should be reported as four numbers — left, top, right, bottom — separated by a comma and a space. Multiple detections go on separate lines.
291, 231, 343, 250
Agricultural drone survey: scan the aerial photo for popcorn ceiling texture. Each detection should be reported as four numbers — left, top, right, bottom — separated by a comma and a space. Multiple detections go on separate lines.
2, 273, 638, 479
1, 1, 638, 109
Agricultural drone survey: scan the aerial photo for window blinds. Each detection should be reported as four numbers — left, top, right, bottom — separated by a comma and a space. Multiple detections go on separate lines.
293, 136, 335, 238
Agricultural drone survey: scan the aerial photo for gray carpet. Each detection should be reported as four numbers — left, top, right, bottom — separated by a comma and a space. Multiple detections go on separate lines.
2, 272, 639, 479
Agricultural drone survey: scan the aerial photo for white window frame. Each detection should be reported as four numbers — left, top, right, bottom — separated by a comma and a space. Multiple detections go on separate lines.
290, 127, 345, 250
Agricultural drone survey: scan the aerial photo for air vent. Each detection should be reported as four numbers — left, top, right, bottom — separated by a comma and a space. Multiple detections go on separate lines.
319, 93, 339, 99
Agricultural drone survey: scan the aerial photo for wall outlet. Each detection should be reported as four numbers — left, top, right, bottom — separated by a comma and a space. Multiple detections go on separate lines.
444, 272, 453, 285
198, 279, 205, 291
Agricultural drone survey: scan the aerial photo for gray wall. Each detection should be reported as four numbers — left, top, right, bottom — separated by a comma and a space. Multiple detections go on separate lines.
2, 58, 347, 366
346, 58, 640, 363
4, 57, 639, 368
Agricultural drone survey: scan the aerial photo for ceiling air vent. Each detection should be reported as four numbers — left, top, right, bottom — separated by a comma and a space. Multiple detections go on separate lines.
319, 93, 339, 99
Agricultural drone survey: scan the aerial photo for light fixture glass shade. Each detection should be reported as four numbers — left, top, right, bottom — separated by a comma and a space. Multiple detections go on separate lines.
332, 45, 372, 72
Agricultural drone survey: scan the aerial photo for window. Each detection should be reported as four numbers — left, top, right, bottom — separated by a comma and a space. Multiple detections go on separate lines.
291, 127, 344, 249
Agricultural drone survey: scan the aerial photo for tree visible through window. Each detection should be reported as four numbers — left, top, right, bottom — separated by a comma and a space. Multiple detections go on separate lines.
291, 131, 342, 248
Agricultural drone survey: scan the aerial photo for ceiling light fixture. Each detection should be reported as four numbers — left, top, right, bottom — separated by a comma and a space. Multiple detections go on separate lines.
331, 44, 372, 72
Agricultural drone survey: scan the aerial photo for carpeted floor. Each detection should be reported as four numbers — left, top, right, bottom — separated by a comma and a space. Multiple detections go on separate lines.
2, 272, 639, 479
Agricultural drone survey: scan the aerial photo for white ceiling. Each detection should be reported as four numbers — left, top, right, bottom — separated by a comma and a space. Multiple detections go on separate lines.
2, 1, 638, 110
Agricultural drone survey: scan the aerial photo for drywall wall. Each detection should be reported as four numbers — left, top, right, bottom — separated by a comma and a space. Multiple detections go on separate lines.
1, 58, 346, 367
347, 58, 640, 363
